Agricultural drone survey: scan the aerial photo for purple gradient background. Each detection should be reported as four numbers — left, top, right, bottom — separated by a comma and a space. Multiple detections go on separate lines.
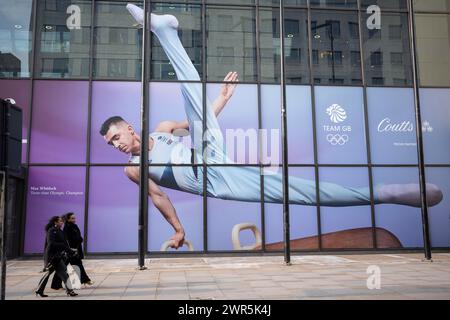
88, 166, 139, 253
207, 83, 259, 164
207, 167, 262, 251
420, 89, 450, 164
264, 167, 318, 249
90, 81, 141, 163
367, 88, 418, 165
373, 167, 423, 248
30, 81, 88, 163
426, 168, 450, 247
149, 185, 203, 252
0, 79, 31, 163
315, 86, 367, 164
24, 167, 85, 254
319, 167, 373, 249
261, 85, 315, 165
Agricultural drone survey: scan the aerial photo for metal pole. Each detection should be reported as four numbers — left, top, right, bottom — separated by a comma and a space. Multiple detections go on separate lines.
407, 0, 432, 261
138, 0, 150, 270
279, 0, 291, 265
0, 170, 7, 300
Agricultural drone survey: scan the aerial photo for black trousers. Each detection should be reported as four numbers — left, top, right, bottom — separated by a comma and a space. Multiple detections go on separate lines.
37, 259, 71, 294
51, 257, 91, 289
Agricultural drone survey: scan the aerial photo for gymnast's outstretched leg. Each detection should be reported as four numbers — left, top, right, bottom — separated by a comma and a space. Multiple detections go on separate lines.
126, 4, 226, 164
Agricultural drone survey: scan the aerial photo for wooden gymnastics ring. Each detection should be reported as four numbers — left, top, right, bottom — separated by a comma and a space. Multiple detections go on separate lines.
160, 239, 194, 251
232, 223, 262, 250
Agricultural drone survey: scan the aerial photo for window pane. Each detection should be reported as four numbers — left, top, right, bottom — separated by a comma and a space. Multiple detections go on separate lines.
360, 0, 407, 10
93, 1, 142, 80
260, 0, 307, 6
35, 0, 91, 78
149, 178, 203, 252
310, 0, 357, 9
315, 86, 367, 164
0, 79, 31, 163
206, 6, 257, 82
259, 8, 309, 84
367, 88, 418, 165
90, 81, 141, 164
361, 13, 412, 86
30, 80, 88, 163
207, 83, 259, 165
426, 168, 450, 248
24, 167, 86, 254
208, 166, 261, 251
0, 0, 33, 78
264, 167, 318, 251
319, 167, 373, 250
151, 3, 202, 80
88, 166, 138, 253
373, 167, 423, 249
311, 10, 362, 85
414, 0, 450, 12
415, 13, 450, 86
420, 89, 450, 164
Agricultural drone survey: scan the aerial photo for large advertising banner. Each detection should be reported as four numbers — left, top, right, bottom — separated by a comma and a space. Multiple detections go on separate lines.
18, 3, 449, 254
24, 167, 85, 254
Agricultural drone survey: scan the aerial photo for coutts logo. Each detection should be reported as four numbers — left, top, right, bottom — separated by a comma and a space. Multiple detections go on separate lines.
377, 118, 414, 133
326, 104, 347, 124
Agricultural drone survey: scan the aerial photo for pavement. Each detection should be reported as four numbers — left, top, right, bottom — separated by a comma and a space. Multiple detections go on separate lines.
4, 253, 450, 300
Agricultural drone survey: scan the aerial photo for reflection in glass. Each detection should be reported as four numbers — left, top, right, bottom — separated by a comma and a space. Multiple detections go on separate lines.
415, 13, 450, 86
259, 8, 309, 84
361, 13, 412, 86
151, 3, 202, 80
0, 0, 33, 77
35, 0, 91, 78
93, 1, 142, 80
206, 6, 257, 82
310, 10, 362, 85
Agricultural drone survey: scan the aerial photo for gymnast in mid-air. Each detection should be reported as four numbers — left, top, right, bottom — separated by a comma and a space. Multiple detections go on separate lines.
99, 4, 443, 249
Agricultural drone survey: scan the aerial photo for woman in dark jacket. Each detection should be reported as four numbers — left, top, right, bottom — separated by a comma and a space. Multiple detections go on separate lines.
63, 212, 93, 285
35, 216, 78, 297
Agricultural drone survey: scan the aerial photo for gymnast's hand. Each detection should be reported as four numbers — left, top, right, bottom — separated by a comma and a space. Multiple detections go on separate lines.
220, 71, 239, 101
170, 230, 185, 249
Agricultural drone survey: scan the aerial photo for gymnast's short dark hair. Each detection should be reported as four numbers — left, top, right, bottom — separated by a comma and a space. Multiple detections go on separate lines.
100, 116, 126, 136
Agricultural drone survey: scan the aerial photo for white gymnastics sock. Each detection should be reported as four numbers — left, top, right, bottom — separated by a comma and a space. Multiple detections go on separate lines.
126, 3, 179, 31
377, 183, 443, 208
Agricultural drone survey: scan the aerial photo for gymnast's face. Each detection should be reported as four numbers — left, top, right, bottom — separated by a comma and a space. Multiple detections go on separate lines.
104, 122, 138, 154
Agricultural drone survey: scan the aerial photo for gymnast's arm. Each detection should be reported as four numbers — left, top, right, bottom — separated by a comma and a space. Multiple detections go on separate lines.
155, 71, 239, 134
124, 166, 185, 249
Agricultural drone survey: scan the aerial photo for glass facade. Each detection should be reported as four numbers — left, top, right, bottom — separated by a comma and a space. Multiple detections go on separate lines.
0, 0, 449, 255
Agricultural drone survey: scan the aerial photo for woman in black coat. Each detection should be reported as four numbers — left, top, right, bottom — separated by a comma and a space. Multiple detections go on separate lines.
35, 216, 78, 297
63, 212, 93, 285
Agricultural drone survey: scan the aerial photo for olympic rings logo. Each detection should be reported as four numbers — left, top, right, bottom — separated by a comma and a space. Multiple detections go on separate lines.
326, 134, 349, 146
